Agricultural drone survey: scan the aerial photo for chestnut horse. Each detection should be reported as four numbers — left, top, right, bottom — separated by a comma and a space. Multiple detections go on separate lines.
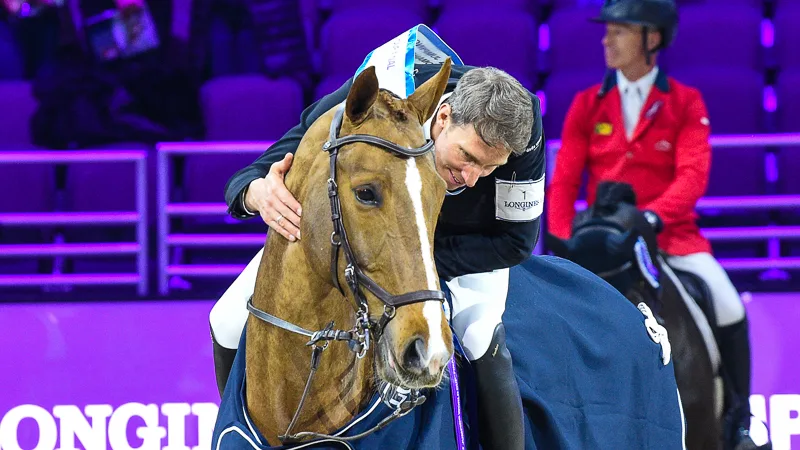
231, 61, 455, 447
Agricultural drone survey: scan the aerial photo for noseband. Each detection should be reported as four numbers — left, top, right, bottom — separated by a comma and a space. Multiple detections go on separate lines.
572, 221, 633, 279
246, 104, 446, 445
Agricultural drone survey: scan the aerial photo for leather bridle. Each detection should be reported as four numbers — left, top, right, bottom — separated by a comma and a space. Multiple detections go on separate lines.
246, 104, 446, 445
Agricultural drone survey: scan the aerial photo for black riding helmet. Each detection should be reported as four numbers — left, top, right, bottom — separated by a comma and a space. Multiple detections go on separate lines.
592, 0, 678, 60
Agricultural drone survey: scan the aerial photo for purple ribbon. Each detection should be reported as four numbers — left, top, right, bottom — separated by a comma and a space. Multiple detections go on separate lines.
448, 357, 466, 450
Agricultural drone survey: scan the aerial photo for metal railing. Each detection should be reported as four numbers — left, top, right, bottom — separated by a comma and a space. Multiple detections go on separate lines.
0, 150, 148, 295
547, 133, 800, 272
156, 142, 272, 295
155, 133, 800, 293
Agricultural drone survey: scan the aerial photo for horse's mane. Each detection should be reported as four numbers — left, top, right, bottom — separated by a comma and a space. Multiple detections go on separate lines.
592, 181, 637, 217
377, 89, 410, 123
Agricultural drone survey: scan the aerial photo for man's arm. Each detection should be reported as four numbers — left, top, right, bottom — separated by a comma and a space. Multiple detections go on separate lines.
224, 78, 354, 219
434, 215, 542, 281
434, 95, 545, 280
545, 93, 591, 239
641, 91, 711, 225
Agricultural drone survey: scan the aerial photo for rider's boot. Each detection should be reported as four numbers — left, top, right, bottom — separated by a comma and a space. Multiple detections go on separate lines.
211, 325, 238, 398
718, 317, 771, 450
472, 323, 525, 450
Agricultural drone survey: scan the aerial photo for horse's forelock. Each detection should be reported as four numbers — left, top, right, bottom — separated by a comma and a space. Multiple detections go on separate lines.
377, 89, 411, 123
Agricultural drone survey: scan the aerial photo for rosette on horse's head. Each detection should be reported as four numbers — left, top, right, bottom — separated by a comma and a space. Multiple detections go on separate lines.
354, 24, 464, 99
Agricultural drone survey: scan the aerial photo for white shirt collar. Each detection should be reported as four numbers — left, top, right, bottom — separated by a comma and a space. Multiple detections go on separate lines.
616, 66, 659, 102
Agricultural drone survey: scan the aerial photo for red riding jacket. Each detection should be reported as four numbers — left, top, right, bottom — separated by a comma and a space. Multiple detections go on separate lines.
546, 69, 712, 256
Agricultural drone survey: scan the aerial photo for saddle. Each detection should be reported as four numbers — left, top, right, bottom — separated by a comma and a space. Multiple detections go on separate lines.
671, 267, 717, 332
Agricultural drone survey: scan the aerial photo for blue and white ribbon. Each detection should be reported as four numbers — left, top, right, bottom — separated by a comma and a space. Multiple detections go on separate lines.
354, 24, 464, 98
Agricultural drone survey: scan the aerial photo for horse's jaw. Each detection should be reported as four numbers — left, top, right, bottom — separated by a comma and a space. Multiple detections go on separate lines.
244, 238, 376, 446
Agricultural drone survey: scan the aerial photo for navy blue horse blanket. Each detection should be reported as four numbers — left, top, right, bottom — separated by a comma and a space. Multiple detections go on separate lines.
211, 255, 686, 449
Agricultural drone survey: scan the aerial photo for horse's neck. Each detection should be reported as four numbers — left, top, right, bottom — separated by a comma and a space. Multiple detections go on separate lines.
245, 228, 375, 445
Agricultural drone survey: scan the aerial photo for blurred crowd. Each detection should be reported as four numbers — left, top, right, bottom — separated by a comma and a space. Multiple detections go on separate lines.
0, 0, 312, 148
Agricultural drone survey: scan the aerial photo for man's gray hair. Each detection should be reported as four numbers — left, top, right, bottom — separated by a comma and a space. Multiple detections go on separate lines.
447, 67, 534, 156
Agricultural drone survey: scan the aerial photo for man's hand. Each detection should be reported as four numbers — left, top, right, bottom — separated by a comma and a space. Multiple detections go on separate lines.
643, 210, 664, 234
245, 153, 302, 242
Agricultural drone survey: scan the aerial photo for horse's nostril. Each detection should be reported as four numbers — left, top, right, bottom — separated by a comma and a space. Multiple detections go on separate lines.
402, 337, 427, 373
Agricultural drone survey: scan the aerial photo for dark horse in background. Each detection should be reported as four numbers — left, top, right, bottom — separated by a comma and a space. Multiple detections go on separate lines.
546, 181, 726, 450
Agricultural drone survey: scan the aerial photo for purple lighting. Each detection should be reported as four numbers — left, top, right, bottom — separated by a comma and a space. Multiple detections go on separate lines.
765, 153, 778, 184
0, 243, 140, 257
0, 150, 149, 295
550, 132, 800, 150
167, 234, 265, 247
764, 86, 777, 113
576, 195, 800, 211
0, 211, 139, 226
538, 90, 547, 116
167, 264, 246, 277
761, 19, 774, 48
156, 143, 271, 294
0, 274, 141, 286
539, 24, 550, 51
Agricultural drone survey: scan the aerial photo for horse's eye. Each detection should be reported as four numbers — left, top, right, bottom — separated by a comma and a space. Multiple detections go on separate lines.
354, 186, 380, 206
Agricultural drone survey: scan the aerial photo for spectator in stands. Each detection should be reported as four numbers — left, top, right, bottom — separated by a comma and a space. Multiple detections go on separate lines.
206, 0, 261, 77
0, 0, 61, 79
544, 1, 768, 449
28, 0, 205, 148
189, 0, 311, 88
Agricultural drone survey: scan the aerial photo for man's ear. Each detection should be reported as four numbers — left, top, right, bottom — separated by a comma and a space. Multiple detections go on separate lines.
435, 103, 451, 129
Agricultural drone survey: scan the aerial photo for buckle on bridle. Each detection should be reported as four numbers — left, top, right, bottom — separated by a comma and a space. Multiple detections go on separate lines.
327, 178, 337, 197
345, 265, 356, 286
307, 321, 335, 349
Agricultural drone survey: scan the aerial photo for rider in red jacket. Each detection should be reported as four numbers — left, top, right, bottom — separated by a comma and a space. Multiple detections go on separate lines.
545, 59, 712, 257
546, 1, 768, 449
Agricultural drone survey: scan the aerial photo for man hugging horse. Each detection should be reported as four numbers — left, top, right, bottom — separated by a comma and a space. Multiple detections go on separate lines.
210, 27, 687, 450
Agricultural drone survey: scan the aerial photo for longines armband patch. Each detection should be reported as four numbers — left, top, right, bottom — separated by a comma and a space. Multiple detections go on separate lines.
495, 175, 544, 222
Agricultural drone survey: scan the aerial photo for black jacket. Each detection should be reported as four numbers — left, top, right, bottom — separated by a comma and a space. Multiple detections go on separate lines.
224, 64, 546, 280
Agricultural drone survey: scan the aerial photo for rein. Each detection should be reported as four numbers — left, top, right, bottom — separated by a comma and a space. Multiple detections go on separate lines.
246, 104, 446, 446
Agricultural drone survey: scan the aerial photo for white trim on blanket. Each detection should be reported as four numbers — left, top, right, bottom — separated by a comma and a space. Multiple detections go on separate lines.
215, 426, 355, 450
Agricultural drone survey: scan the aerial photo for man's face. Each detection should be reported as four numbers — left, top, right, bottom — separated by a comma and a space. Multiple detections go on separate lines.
431, 104, 509, 191
602, 23, 647, 69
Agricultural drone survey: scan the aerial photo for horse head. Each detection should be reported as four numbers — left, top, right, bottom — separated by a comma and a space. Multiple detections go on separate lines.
310, 61, 456, 389
546, 181, 662, 305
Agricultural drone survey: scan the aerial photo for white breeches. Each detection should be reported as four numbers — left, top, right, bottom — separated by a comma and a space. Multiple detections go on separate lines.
209, 248, 263, 349
665, 252, 745, 327
444, 268, 510, 361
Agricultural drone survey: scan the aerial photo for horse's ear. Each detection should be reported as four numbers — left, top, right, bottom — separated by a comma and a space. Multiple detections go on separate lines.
545, 232, 571, 258
407, 58, 452, 125
346, 66, 380, 124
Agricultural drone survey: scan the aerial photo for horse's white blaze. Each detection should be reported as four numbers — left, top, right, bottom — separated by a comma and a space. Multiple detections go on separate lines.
405, 158, 447, 365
